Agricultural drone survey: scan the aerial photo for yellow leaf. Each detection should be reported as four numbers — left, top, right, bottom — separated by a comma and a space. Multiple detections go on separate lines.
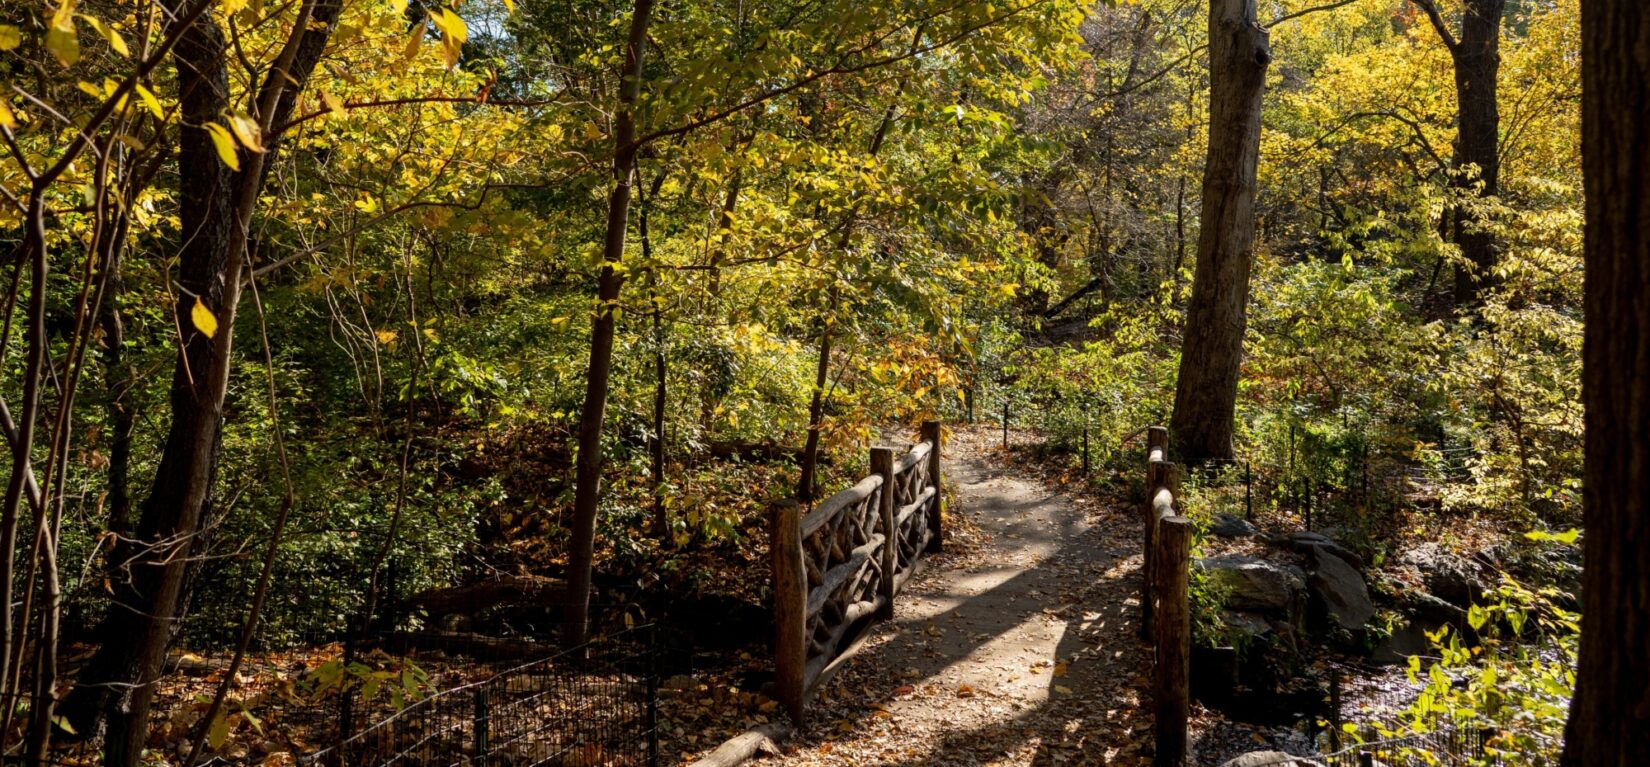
76, 13, 127, 56
134, 83, 164, 119
0, 102, 14, 131
502, 0, 514, 12
375, 330, 398, 345
45, 2, 79, 66
206, 710, 229, 750
191, 298, 219, 339
320, 89, 345, 114
402, 18, 426, 64
227, 111, 264, 152
432, 9, 467, 68
1054, 685, 1073, 695
0, 25, 22, 50
203, 122, 240, 170
222, 0, 248, 14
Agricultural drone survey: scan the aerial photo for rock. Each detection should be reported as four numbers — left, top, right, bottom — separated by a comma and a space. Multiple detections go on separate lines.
1305, 545, 1374, 630
1219, 751, 1326, 767
1222, 610, 1274, 640
1289, 532, 1364, 570
1211, 514, 1260, 539
1399, 543, 1488, 607
1198, 555, 1306, 614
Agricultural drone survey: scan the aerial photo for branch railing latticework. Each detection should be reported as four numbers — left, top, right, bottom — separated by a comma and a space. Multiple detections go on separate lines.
770, 420, 943, 725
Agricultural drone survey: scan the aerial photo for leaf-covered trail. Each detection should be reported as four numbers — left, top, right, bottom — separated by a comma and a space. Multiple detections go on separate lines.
770, 428, 1156, 766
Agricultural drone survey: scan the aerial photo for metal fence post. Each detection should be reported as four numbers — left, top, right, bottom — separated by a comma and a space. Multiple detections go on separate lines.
472, 685, 491, 767
1082, 424, 1091, 474
1330, 668, 1342, 751
647, 625, 660, 767
1244, 461, 1253, 520
1002, 395, 1010, 449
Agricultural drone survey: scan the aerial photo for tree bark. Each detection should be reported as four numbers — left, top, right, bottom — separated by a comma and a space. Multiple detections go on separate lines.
1168, 0, 1270, 463
565, 0, 655, 648
1561, 3, 1650, 763
1414, 0, 1504, 309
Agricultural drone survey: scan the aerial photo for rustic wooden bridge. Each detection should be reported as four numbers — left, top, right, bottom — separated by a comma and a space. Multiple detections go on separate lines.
768, 420, 944, 725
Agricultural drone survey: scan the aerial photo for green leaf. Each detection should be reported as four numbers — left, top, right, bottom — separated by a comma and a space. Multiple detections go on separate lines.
206, 711, 229, 750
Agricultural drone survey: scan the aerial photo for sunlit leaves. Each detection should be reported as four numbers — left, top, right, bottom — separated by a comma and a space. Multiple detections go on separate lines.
203, 122, 241, 170
191, 298, 220, 339
227, 112, 264, 153
45, 1, 79, 65
0, 25, 21, 50
134, 83, 165, 120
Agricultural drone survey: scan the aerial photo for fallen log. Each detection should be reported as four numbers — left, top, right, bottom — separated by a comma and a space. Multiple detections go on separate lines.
367, 630, 555, 661
687, 722, 792, 767
405, 576, 564, 617
707, 440, 811, 464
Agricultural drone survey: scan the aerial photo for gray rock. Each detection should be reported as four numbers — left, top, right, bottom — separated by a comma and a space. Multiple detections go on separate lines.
1219, 752, 1326, 767
1221, 610, 1274, 640
1306, 545, 1374, 630
1211, 514, 1260, 538
1399, 543, 1488, 607
1198, 555, 1307, 614
1290, 532, 1365, 570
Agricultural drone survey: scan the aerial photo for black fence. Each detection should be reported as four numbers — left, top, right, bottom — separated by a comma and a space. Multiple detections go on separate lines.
1238, 729, 1497, 766
301, 625, 660, 767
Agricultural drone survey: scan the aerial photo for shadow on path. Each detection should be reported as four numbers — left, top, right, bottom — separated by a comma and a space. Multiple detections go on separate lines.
772, 429, 1156, 766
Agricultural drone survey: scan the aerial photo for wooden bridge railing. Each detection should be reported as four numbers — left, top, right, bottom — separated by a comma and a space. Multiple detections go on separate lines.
770, 420, 943, 725
1139, 425, 1190, 767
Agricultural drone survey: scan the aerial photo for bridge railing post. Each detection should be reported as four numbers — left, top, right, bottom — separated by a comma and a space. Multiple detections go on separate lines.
1154, 515, 1192, 767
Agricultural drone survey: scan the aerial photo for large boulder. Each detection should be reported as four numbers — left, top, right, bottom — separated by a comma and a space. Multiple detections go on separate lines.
1219, 752, 1326, 767
1211, 514, 1261, 539
1305, 545, 1374, 630
1399, 543, 1488, 607
1289, 531, 1364, 570
1198, 555, 1306, 614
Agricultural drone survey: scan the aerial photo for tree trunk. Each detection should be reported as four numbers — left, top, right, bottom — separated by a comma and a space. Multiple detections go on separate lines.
1168, 0, 1270, 463
564, 0, 655, 648
62, 3, 341, 758
1414, 0, 1504, 309
1448, 0, 1503, 308
1561, 3, 1650, 763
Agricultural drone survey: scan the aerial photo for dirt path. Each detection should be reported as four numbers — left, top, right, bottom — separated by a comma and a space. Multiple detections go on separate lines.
770, 428, 1157, 766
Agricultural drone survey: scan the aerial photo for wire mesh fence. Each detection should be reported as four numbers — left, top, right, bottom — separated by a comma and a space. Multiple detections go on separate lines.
1235, 729, 1495, 766
301, 624, 660, 767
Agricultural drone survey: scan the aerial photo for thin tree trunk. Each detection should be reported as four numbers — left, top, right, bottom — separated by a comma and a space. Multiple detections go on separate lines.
797, 308, 833, 502
565, 0, 655, 648
1561, 3, 1650, 763
639, 181, 668, 537
1169, 0, 1270, 463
